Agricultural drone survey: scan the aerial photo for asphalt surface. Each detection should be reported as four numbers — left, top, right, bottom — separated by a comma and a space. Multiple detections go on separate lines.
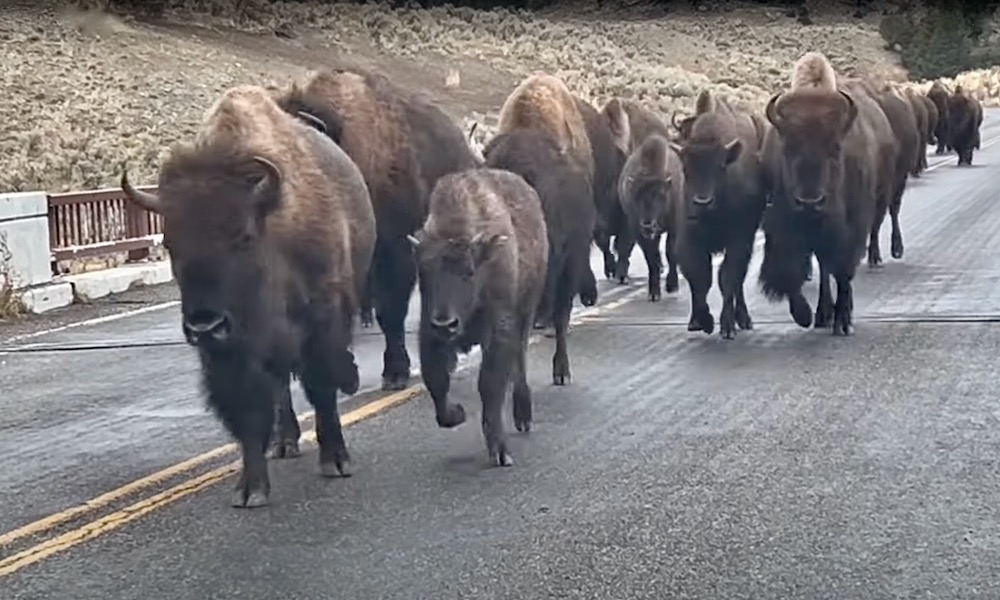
2, 110, 1000, 598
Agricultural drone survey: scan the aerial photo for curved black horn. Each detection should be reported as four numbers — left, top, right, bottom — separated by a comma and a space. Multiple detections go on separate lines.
296, 111, 327, 134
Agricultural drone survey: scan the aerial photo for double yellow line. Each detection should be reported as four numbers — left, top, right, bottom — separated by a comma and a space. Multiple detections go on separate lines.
0, 284, 643, 580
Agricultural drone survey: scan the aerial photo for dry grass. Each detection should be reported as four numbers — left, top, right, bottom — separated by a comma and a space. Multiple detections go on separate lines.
0, 231, 27, 320
0, 0, 997, 195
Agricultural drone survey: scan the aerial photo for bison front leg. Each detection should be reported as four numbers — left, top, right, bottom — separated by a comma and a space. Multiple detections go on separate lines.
267, 377, 301, 460
374, 237, 417, 391
359, 266, 376, 328
814, 262, 835, 329
213, 366, 276, 508
418, 327, 465, 429
719, 238, 754, 340
832, 271, 855, 336
595, 228, 617, 280
663, 229, 679, 294
613, 229, 635, 284
551, 261, 576, 386
867, 204, 887, 268
300, 322, 356, 478
889, 191, 905, 260
511, 316, 533, 433
637, 233, 663, 302
682, 244, 714, 335
479, 333, 517, 467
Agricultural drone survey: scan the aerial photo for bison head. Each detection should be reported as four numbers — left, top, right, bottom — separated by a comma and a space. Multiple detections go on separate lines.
409, 229, 509, 341
764, 90, 858, 211
620, 135, 677, 239
670, 136, 742, 213
121, 150, 283, 351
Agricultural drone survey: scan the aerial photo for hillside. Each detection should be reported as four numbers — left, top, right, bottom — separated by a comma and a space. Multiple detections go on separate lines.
1, 0, 998, 194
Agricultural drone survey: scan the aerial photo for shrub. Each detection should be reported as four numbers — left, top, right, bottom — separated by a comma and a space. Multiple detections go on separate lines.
0, 231, 26, 321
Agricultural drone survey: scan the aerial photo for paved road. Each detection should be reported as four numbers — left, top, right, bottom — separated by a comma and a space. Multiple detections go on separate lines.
2, 111, 1000, 598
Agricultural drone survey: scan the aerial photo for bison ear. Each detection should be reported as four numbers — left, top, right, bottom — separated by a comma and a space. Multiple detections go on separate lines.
724, 139, 743, 165
602, 98, 631, 154
251, 156, 283, 217
470, 231, 509, 264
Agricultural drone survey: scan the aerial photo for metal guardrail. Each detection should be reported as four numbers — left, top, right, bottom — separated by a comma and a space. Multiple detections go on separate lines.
47, 186, 163, 271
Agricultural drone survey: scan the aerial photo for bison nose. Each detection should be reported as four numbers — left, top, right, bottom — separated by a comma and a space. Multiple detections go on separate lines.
693, 194, 714, 206
430, 315, 460, 337
182, 309, 231, 346
794, 194, 825, 208
639, 220, 659, 238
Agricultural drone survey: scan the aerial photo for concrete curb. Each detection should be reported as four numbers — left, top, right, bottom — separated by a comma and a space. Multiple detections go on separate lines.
63, 261, 174, 305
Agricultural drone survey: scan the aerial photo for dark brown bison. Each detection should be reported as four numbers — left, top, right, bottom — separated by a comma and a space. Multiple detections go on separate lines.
927, 81, 951, 154
759, 52, 883, 336
274, 67, 480, 392
573, 95, 628, 290
604, 98, 674, 285
948, 85, 984, 166
847, 78, 915, 266
902, 86, 930, 176
483, 73, 596, 386
409, 168, 548, 466
121, 85, 376, 508
669, 89, 767, 339
617, 133, 683, 303
919, 93, 939, 147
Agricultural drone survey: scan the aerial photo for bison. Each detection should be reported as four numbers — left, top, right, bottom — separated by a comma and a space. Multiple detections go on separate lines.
948, 85, 984, 166
919, 93, 940, 147
617, 133, 683, 304
668, 89, 767, 339
275, 67, 480, 392
759, 52, 884, 336
121, 85, 376, 507
927, 81, 952, 155
409, 168, 548, 467
482, 74, 597, 386
902, 86, 930, 176
574, 96, 630, 285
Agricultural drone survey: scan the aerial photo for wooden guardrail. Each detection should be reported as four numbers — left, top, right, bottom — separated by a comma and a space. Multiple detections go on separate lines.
47, 186, 163, 272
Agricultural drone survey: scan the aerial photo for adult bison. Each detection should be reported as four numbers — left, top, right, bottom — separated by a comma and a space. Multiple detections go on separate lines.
573, 95, 629, 287
669, 89, 767, 339
483, 73, 596, 386
275, 67, 480, 392
759, 52, 883, 336
618, 133, 683, 303
409, 168, 548, 466
902, 86, 930, 176
927, 81, 952, 155
948, 85, 984, 166
121, 85, 376, 508
920, 93, 939, 147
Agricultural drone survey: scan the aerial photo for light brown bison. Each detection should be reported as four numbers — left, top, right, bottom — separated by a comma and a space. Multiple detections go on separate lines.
668, 89, 767, 339
927, 81, 952, 154
617, 133, 684, 303
483, 74, 597, 386
759, 52, 884, 335
948, 85, 984, 166
410, 168, 548, 466
121, 85, 376, 508
274, 67, 480, 392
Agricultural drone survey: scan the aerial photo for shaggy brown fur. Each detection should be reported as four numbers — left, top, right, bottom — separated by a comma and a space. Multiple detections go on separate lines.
617, 133, 684, 304
668, 89, 767, 339
948, 85, 984, 166
274, 67, 479, 392
121, 84, 376, 508
498, 73, 594, 185
927, 81, 952, 154
760, 52, 883, 336
920, 94, 939, 146
412, 167, 548, 467
903, 87, 930, 175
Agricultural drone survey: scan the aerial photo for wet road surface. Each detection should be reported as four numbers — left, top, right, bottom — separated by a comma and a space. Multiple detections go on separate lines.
2, 111, 1000, 598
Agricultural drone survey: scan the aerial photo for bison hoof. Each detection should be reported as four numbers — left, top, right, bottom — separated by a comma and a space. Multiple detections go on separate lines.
515, 419, 531, 433
381, 373, 410, 392
231, 478, 270, 509
832, 319, 853, 336
319, 449, 352, 478
665, 274, 679, 294
489, 444, 514, 467
736, 309, 753, 331
814, 305, 834, 329
339, 364, 360, 396
648, 286, 661, 302
552, 364, 571, 386
436, 403, 467, 428
360, 309, 374, 328
267, 439, 301, 460
891, 237, 904, 260
687, 311, 714, 334
789, 296, 813, 328
513, 393, 532, 433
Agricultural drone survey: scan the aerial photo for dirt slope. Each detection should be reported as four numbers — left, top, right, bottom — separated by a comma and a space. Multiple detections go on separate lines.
0, 0, 987, 194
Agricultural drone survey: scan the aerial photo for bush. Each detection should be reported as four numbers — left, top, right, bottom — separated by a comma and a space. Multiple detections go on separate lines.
0, 232, 26, 321
891, 6, 988, 81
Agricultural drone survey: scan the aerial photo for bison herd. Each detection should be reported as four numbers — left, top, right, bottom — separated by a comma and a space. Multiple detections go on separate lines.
119, 51, 984, 508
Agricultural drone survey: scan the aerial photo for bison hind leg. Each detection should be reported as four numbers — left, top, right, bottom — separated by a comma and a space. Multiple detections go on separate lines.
267, 383, 302, 460
511, 321, 533, 433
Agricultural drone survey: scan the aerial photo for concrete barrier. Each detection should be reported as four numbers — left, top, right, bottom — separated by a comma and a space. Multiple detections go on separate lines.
0, 192, 73, 314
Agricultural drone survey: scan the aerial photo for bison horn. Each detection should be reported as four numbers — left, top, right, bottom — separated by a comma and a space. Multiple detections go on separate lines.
406, 234, 421, 247
764, 93, 783, 129
296, 111, 327, 134
670, 111, 681, 130
120, 164, 161, 214
467, 121, 478, 141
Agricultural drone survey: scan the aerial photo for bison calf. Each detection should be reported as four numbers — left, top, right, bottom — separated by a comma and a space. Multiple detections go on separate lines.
618, 133, 683, 303
410, 168, 548, 467
121, 85, 376, 508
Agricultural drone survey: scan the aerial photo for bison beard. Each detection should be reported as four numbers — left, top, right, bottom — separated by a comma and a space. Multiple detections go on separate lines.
411, 168, 548, 467
120, 85, 376, 508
